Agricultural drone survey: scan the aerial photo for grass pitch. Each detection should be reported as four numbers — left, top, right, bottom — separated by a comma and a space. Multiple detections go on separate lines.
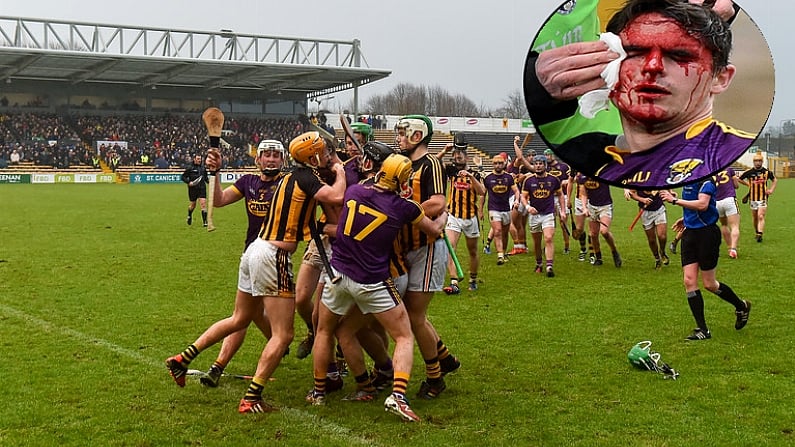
1, 181, 794, 446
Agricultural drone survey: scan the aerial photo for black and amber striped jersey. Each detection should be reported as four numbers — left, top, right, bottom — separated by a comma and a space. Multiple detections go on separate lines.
400, 153, 445, 251
740, 167, 774, 202
259, 167, 326, 243
444, 165, 481, 219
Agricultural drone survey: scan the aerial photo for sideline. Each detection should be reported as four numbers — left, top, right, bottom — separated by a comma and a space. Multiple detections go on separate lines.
0, 302, 382, 447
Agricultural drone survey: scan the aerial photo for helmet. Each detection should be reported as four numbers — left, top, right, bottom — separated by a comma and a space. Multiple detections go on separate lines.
375, 153, 413, 192
492, 155, 505, 164
453, 133, 468, 150
289, 131, 326, 165
753, 152, 764, 161
627, 341, 679, 379
350, 122, 373, 142
361, 141, 395, 170
395, 114, 433, 145
532, 154, 548, 167
257, 140, 285, 157
627, 341, 660, 371
544, 148, 554, 156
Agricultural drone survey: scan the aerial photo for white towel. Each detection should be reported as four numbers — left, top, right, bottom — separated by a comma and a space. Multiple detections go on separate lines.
578, 32, 627, 119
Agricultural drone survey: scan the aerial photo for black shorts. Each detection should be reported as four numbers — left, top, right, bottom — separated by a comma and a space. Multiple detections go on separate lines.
680, 224, 720, 270
188, 185, 206, 201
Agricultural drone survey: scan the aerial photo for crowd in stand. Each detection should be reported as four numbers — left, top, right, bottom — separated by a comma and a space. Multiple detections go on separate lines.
0, 111, 305, 170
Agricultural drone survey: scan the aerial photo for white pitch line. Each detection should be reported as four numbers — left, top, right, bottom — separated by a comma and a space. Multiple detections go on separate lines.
0, 303, 383, 447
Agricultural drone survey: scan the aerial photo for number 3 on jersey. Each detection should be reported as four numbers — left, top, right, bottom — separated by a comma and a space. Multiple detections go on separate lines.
343, 199, 387, 241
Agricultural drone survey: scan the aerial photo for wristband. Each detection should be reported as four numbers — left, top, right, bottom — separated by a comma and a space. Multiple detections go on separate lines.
672, 199, 678, 206
209, 136, 220, 148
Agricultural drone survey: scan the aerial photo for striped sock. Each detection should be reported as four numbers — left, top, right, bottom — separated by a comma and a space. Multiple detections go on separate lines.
393, 371, 410, 396
244, 376, 267, 401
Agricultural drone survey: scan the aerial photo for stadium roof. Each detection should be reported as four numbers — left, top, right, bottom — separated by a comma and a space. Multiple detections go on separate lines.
0, 16, 390, 100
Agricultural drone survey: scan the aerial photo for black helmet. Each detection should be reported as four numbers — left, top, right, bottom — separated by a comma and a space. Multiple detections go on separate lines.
361, 141, 396, 170
453, 133, 468, 150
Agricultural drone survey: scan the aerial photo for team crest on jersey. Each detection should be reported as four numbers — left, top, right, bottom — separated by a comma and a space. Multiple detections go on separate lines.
557, 0, 576, 15
454, 180, 471, 190
492, 185, 509, 194
667, 158, 703, 185
532, 188, 551, 199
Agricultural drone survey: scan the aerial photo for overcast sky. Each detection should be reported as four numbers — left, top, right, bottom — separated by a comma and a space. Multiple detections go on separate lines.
3, 1, 792, 131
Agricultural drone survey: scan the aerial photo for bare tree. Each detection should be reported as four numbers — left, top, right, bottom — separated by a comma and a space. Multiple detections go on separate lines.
494, 88, 528, 119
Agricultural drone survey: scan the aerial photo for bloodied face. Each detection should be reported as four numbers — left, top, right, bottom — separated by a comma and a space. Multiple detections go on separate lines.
611, 12, 735, 133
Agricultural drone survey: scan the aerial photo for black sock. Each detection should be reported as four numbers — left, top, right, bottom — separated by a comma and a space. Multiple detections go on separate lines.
188, 208, 193, 217
712, 282, 745, 310
687, 290, 708, 331
201, 210, 207, 223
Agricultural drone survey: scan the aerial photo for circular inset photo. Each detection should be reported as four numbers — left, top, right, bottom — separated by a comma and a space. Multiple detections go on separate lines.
524, 0, 774, 189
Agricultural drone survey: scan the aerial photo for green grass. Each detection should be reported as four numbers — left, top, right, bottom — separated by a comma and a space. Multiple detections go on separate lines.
1, 182, 794, 446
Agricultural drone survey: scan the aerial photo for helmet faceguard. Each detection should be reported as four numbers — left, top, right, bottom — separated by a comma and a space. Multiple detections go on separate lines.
374, 153, 413, 192
257, 140, 285, 176
395, 115, 433, 154
627, 341, 679, 380
289, 131, 326, 167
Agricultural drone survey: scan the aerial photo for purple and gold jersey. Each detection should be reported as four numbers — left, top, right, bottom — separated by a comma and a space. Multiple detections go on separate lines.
343, 157, 363, 187
740, 167, 775, 202
400, 153, 445, 251
483, 171, 515, 212
713, 168, 737, 201
635, 190, 663, 212
522, 173, 561, 215
547, 161, 571, 187
577, 174, 612, 207
557, 118, 756, 189
259, 167, 325, 243
231, 173, 282, 250
332, 183, 424, 284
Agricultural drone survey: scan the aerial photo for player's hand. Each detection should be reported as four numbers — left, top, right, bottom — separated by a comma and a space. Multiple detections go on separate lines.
536, 40, 619, 101
659, 190, 675, 203
689, 0, 736, 21
332, 162, 345, 176
672, 218, 685, 233
205, 149, 222, 172
514, 135, 520, 143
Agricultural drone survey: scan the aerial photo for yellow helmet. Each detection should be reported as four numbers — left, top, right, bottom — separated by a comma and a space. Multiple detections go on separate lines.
752, 151, 764, 161
289, 131, 325, 165
375, 153, 413, 192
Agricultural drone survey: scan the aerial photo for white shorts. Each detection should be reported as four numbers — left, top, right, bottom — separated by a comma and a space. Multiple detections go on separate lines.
587, 203, 613, 221
238, 239, 295, 298
322, 274, 402, 316
574, 197, 586, 216
510, 195, 528, 216
446, 215, 481, 238
716, 197, 739, 218
641, 207, 667, 230
529, 213, 556, 233
393, 273, 408, 298
554, 195, 569, 215
489, 210, 511, 225
405, 238, 447, 293
749, 199, 767, 211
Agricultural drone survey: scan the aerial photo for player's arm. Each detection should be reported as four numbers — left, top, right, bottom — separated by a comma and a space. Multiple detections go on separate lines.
767, 172, 778, 195
314, 163, 346, 205
469, 171, 486, 196
436, 143, 453, 161
556, 187, 567, 221
513, 136, 532, 171
416, 210, 448, 238
205, 150, 240, 207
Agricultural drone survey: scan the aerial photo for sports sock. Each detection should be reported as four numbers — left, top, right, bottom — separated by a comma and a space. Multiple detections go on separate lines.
187, 208, 193, 217
436, 340, 450, 361
712, 282, 745, 310
424, 357, 442, 380
469, 272, 478, 282
546, 259, 553, 269
313, 375, 326, 394
244, 376, 267, 401
354, 372, 376, 393
486, 237, 492, 247
179, 344, 200, 366
211, 360, 227, 371
201, 210, 207, 224
375, 358, 393, 374
393, 371, 410, 396
687, 290, 708, 331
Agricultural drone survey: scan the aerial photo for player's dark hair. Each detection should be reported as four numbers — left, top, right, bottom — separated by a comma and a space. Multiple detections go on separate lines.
606, 0, 732, 73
